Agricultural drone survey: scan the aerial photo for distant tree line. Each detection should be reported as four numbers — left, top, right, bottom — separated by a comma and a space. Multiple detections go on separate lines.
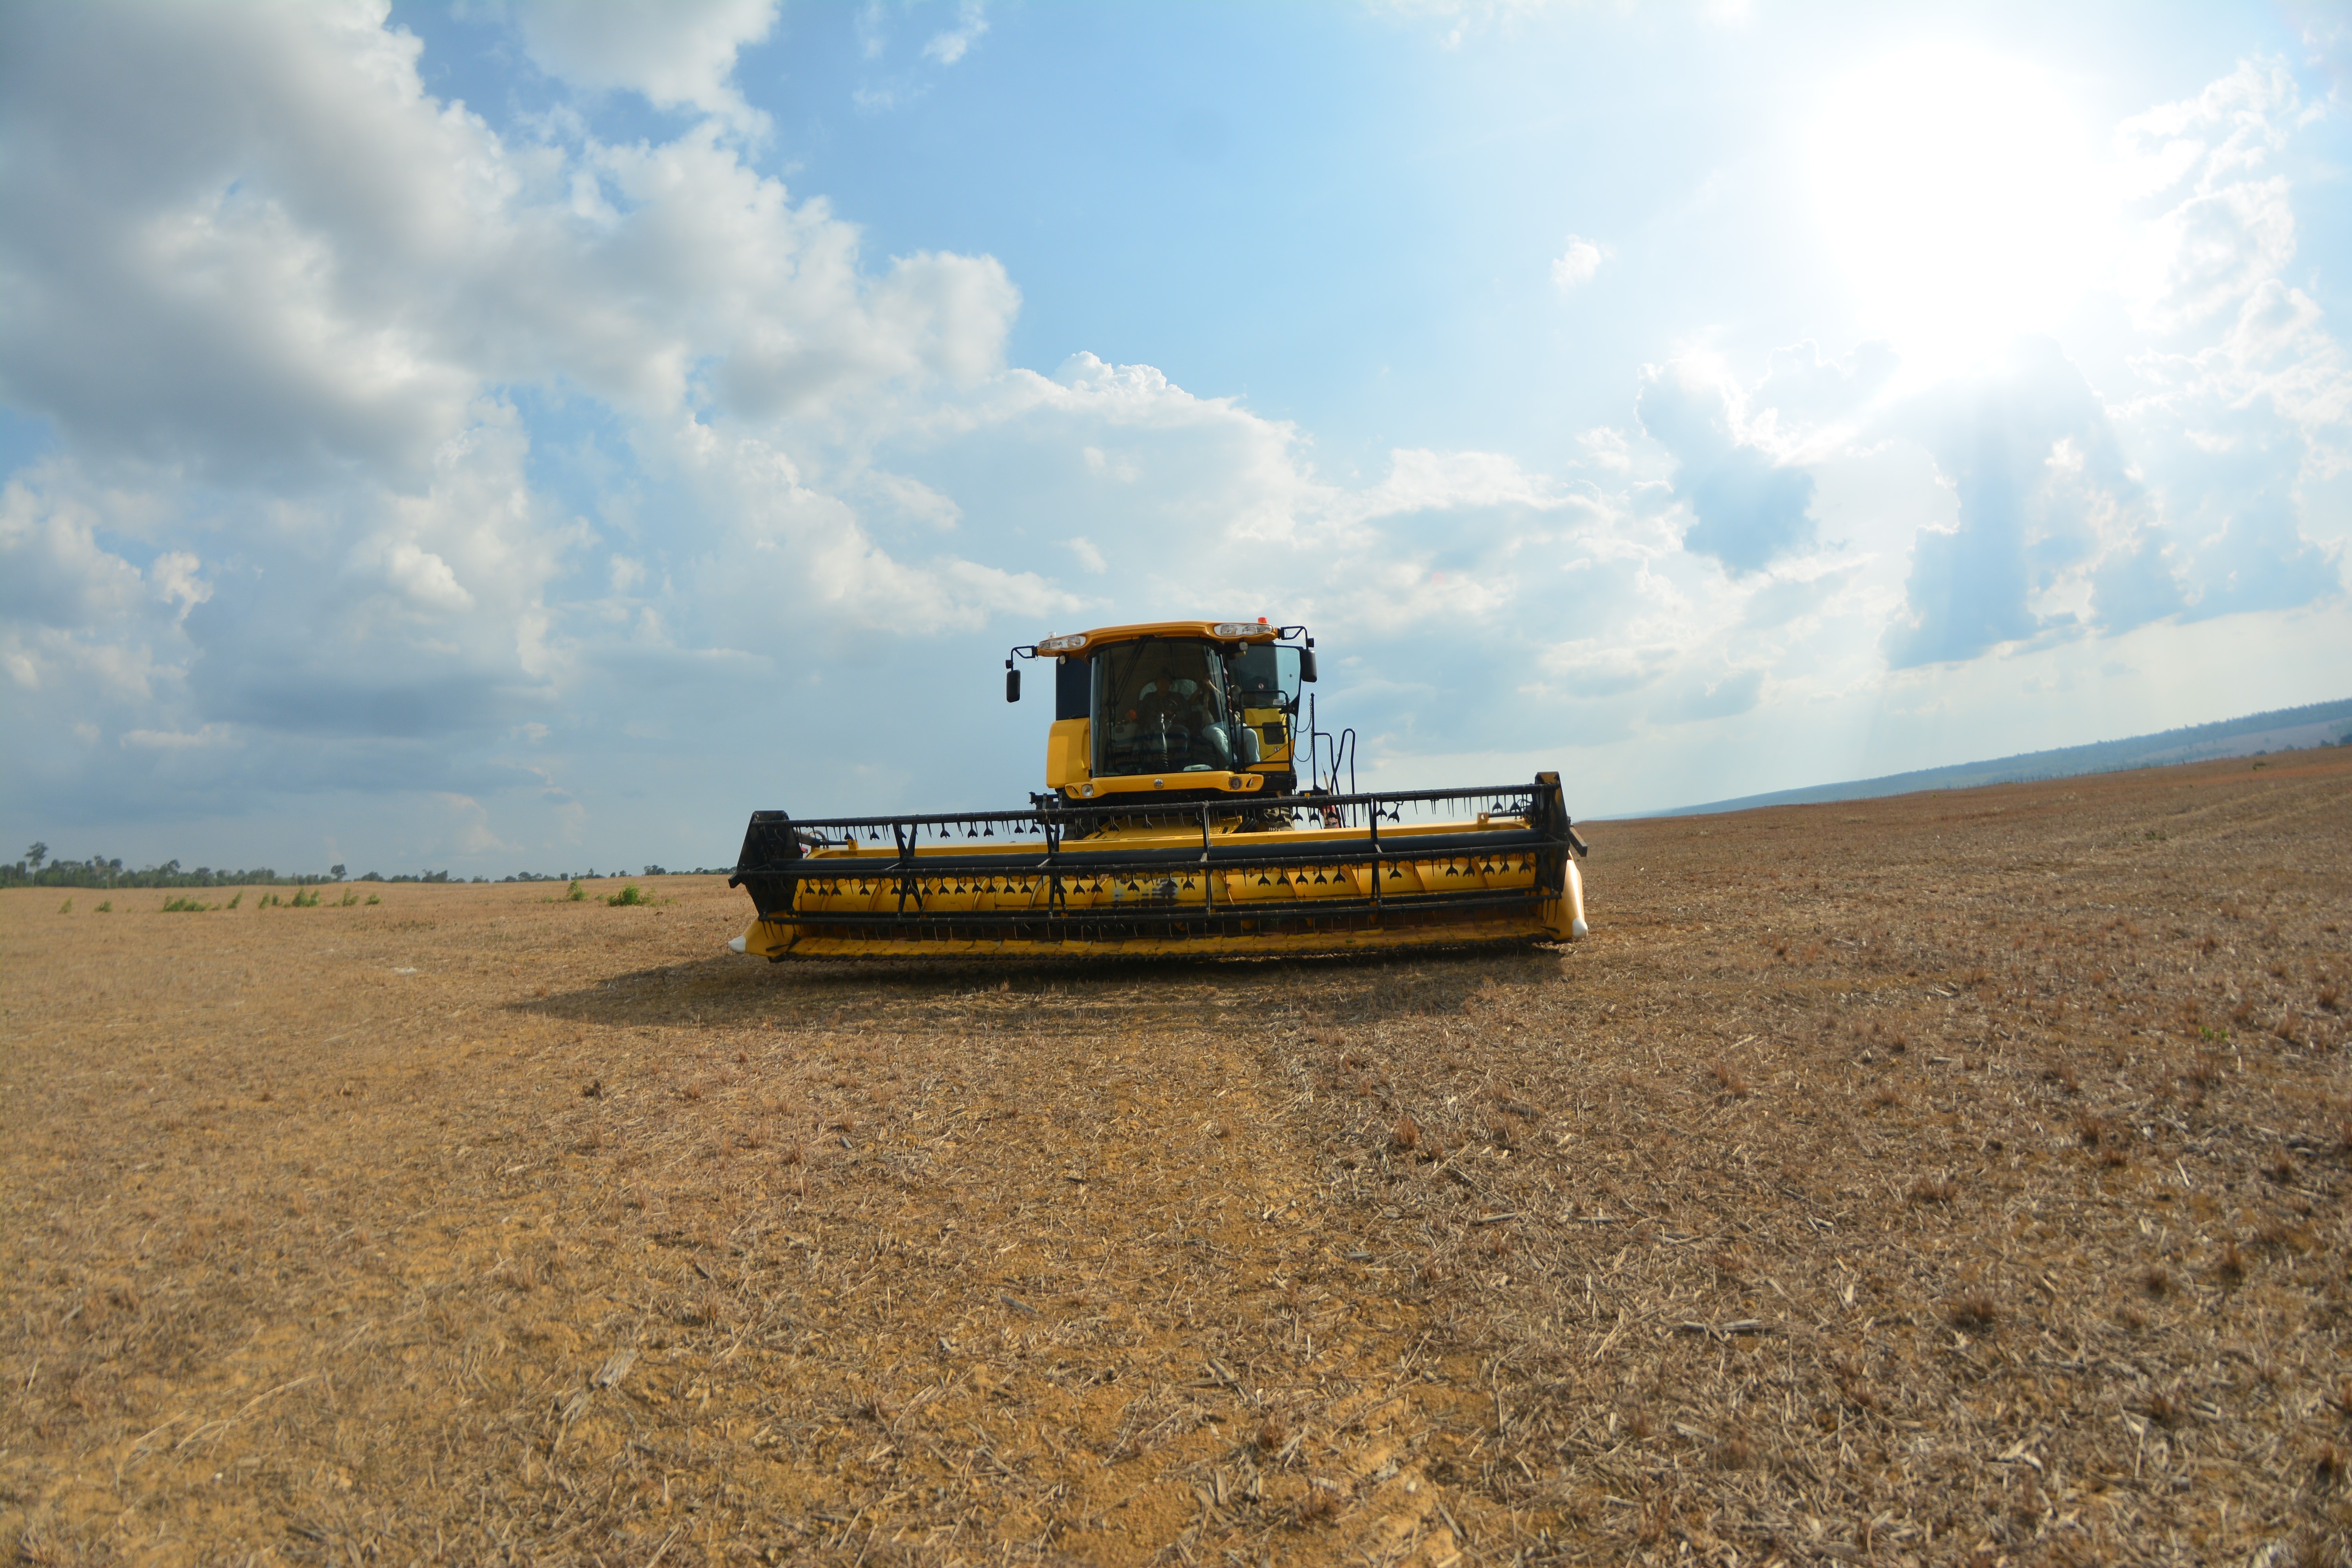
495, 866, 728, 881
492, 866, 733, 882
5, 844, 729, 889
2, 844, 343, 889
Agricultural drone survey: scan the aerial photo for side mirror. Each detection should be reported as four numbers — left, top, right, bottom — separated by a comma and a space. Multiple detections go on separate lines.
1005, 664, 1021, 703
1299, 647, 1318, 684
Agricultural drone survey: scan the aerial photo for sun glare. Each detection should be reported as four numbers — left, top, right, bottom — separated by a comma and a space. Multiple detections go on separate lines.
1811, 46, 2112, 380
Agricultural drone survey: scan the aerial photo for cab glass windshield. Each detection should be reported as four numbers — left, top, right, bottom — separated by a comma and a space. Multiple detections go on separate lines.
1093, 639, 1246, 776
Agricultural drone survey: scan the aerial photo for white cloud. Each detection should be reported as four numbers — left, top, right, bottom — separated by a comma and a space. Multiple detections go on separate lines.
2116, 58, 2304, 336
2124, 176, 2297, 333
864, 470, 965, 528
1537, 638, 1679, 697
148, 552, 211, 617
1343, 447, 1564, 523
434, 791, 509, 855
2107, 62, 2350, 486
383, 541, 474, 612
0, 480, 151, 630
922, 0, 989, 65
1638, 359, 1819, 573
2116, 58, 2297, 198
848, 0, 990, 111
122, 724, 235, 750
509, 0, 779, 136
1576, 428, 1631, 471
0, 8, 1021, 484
2131, 281, 2351, 475
2101, 57, 2349, 613
1080, 445, 1136, 482
0, 0, 1038, 759
1550, 234, 1605, 292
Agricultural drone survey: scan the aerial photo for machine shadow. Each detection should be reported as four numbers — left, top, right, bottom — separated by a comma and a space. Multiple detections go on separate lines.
507, 942, 1570, 1034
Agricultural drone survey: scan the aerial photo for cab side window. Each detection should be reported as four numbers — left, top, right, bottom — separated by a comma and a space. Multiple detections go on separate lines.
1056, 656, 1090, 720
1232, 646, 1300, 713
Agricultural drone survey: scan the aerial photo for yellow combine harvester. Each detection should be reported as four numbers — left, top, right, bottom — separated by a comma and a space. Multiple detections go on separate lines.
727, 617, 1588, 960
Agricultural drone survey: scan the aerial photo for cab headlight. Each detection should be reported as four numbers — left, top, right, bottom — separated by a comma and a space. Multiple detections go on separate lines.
1039, 633, 1088, 652
1212, 622, 1269, 639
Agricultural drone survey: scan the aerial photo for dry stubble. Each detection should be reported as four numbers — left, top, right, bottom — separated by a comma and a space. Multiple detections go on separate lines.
4, 749, 2350, 1565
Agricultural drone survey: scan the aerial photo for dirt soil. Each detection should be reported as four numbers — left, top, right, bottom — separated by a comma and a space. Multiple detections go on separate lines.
5, 751, 2350, 1566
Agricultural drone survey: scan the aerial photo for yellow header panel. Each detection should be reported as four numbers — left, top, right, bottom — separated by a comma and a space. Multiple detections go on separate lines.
1038, 619, 1282, 652
1045, 718, 1091, 788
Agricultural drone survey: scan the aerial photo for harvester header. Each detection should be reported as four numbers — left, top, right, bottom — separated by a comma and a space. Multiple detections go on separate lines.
729, 615, 1588, 961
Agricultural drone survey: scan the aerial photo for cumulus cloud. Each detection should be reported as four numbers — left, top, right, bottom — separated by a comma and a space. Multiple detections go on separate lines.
2117, 58, 2301, 334
1637, 361, 1817, 573
1784, 56, 2348, 671
0, 5, 488, 483
122, 724, 235, 751
1550, 235, 1605, 292
2185, 503, 2334, 620
434, 790, 510, 855
0, 6, 1019, 488
922, 0, 990, 65
1665, 667, 1765, 724
509, 0, 779, 134
1342, 447, 1564, 525
1875, 325, 2333, 669
848, 0, 991, 111
2129, 177, 2298, 334
0, 483, 155, 631
1576, 428, 1631, 471
1749, 340, 1899, 439
1881, 341, 2151, 666
2106, 59, 2347, 615
0, 0, 1056, 850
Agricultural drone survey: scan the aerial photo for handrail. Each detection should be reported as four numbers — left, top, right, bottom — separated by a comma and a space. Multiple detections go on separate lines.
735, 825, 1555, 881
770, 781, 1545, 837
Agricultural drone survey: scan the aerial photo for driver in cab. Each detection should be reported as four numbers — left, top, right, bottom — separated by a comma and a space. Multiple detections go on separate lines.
1129, 649, 1208, 732
1105, 644, 1237, 773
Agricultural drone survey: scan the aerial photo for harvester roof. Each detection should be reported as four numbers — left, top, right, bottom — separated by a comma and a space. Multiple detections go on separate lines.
1034, 618, 1283, 654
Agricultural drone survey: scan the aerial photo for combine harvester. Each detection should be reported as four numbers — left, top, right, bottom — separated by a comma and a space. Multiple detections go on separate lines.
727, 618, 1588, 961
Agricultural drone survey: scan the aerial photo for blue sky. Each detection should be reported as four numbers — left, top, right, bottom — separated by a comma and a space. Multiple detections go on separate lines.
2, 0, 2347, 875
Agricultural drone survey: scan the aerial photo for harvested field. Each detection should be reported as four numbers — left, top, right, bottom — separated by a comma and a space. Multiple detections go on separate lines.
5, 750, 2351, 1566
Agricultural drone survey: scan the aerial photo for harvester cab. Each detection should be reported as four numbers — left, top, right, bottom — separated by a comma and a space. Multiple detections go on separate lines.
1020, 618, 1305, 805
729, 617, 1588, 961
